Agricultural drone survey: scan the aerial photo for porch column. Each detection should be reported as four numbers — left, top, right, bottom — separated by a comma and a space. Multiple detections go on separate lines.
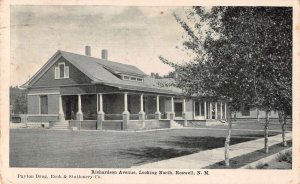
97, 93, 105, 130
155, 95, 161, 120
225, 102, 227, 120
209, 102, 212, 119
96, 93, 98, 112
170, 97, 175, 120
76, 94, 83, 121
204, 101, 207, 119
139, 94, 145, 128
215, 102, 218, 120
58, 95, 64, 122
220, 101, 223, 119
182, 98, 187, 126
122, 92, 129, 130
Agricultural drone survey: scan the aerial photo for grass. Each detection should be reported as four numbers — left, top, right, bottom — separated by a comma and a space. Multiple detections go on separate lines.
252, 149, 292, 169
205, 140, 292, 169
9, 128, 277, 168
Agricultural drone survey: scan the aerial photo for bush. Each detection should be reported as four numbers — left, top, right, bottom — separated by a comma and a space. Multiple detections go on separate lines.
276, 150, 292, 164
255, 162, 269, 169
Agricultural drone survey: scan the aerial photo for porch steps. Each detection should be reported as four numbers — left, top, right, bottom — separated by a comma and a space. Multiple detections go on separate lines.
170, 120, 184, 128
51, 121, 69, 130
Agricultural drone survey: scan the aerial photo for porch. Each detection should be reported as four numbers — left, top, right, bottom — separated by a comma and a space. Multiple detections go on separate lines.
53, 92, 228, 130
56, 92, 178, 130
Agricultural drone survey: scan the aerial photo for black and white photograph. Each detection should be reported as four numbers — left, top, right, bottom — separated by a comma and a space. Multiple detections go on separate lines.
1, 0, 299, 184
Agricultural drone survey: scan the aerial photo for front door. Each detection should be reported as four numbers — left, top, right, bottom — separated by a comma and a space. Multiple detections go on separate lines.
65, 100, 72, 120
64, 96, 78, 120
174, 102, 183, 117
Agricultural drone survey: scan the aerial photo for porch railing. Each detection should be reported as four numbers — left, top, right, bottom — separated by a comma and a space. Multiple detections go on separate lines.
103, 113, 168, 120
146, 114, 155, 120
161, 112, 168, 119
130, 114, 139, 120
83, 113, 97, 120
105, 114, 123, 120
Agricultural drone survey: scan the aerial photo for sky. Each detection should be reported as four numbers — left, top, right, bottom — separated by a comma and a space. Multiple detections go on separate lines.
10, 6, 191, 86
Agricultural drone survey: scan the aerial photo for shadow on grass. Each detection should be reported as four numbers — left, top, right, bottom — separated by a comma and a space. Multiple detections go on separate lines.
118, 147, 198, 165
160, 136, 258, 150
118, 135, 271, 165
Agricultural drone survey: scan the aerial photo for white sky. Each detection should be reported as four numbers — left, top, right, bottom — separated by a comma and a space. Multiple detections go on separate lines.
10, 6, 191, 86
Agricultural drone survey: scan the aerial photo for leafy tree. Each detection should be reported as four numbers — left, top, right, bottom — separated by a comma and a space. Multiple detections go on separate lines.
150, 72, 162, 79
150, 71, 177, 79
161, 7, 292, 166
10, 86, 27, 114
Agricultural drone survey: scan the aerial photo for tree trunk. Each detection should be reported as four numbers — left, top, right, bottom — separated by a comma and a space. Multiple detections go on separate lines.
264, 110, 270, 153
278, 111, 287, 147
282, 113, 287, 147
225, 106, 232, 167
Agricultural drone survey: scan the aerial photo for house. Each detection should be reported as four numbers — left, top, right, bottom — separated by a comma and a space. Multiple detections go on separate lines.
21, 46, 277, 130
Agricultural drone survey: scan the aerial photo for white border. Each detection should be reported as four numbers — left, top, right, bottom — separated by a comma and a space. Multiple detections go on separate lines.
1, 1, 299, 184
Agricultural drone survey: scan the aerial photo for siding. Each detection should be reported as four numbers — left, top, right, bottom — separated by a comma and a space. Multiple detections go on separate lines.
185, 99, 193, 120
103, 94, 124, 114
146, 96, 156, 114
128, 95, 140, 114
48, 94, 59, 114
27, 95, 40, 114
27, 94, 59, 114
234, 108, 279, 119
164, 99, 172, 112
32, 57, 92, 87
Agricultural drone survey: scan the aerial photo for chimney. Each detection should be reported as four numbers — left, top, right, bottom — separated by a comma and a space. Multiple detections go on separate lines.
85, 46, 91, 56
101, 49, 108, 60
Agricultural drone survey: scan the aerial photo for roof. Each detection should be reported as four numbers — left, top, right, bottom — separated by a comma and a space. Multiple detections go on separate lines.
61, 51, 146, 76
23, 50, 183, 95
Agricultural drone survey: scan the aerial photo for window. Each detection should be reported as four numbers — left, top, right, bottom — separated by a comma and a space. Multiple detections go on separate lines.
59, 64, 64, 78
55, 63, 69, 79
122, 75, 143, 82
174, 102, 183, 117
130, 77, 137, 81
200, 102, 205, 116
195, 102, 200, 116
241, 104, 250, 116
40, 95, 48, 114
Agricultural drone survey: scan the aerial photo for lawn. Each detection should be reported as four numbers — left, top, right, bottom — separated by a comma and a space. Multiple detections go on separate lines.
205, 140, 292, 169
10, 128, 283, 168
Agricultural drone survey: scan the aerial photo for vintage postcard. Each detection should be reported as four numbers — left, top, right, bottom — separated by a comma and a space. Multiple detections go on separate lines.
1, 0, 300, 183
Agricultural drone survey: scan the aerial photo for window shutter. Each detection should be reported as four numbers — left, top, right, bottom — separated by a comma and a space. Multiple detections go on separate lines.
65, 66, 69, 78
55, 67, 59, 79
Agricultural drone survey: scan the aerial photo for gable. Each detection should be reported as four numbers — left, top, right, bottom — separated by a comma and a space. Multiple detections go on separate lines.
31, 57, 92, 87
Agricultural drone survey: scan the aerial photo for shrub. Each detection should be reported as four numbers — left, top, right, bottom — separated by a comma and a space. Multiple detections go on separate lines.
255, 162, 269, 169
276, 150, 292, 164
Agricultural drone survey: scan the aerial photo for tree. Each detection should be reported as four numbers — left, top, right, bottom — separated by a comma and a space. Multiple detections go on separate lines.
150, 72, 162, 79
10, 86, 27, 114
160, 7, 292, 166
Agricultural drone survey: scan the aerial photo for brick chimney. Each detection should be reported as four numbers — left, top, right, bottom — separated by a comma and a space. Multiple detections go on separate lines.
85, 46, 91, 56
101, 49, 108, 60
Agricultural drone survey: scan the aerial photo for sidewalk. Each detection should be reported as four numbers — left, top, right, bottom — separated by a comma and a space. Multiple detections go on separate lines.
132, 132, 292, 169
